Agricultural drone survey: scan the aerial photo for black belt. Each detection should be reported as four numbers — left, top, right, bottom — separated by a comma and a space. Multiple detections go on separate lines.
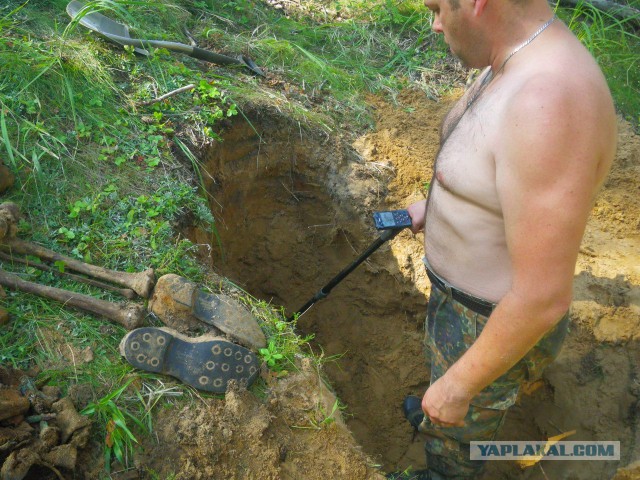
425, 267, 495, 317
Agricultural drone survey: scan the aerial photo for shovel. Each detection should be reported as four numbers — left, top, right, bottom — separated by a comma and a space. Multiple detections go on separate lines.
66, 1, 264, 76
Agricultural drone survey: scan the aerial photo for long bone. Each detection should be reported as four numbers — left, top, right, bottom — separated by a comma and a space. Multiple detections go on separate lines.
0, 251, 136, 299
0, 239, 155, 298
0, 269, 145, 330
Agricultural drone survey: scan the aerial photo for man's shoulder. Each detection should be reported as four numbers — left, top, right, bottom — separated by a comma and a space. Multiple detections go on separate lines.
494, 52, 616, 187
504, 36, 613, 120
499, 57, 615, 141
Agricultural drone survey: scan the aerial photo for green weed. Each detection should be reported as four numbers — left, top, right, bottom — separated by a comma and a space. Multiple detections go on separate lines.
292, 398, 346, 430
81, 379, 148, 473
312, 398, 344, 428
259, 340, 284, 369
247, 299, 314, 374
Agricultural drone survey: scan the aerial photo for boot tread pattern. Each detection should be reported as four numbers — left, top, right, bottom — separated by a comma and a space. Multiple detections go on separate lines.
121, 327, 260, 393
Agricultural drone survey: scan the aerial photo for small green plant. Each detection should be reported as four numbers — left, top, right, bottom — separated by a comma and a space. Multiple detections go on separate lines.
292, 398, 345, 430
56, 227, 76, 242
243, 299, 314, 375
55, 180, 214, 275
259, 340, 284, 369
313, 399, 343, 428
192, 79, 238, 139
81, 380, 147, 473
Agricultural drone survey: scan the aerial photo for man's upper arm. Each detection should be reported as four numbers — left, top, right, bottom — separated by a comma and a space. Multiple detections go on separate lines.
495, 81, 602, 317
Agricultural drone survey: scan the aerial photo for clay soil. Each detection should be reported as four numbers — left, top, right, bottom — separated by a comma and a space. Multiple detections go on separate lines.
4, 89, 639, 480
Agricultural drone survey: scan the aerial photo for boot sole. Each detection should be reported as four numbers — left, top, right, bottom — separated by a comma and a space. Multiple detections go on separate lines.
120, 327, 260, 393
192, 289, 266, 350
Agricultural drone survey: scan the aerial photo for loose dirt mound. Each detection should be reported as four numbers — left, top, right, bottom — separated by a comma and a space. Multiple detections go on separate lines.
90, 358, 383, 480
0, 367, 92, 480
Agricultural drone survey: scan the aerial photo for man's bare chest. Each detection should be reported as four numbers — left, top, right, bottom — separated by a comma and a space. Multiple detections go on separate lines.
432, 106, 501, 214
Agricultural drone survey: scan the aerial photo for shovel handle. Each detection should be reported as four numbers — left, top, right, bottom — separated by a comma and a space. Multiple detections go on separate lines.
190, 48, 265, 76
190, 47, 240, 65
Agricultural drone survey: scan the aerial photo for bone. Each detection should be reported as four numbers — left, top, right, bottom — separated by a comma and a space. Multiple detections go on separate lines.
0, 202, 20, 242
0, 251, 136, 299
0, 269, 145, 330
0, 203, 154, 297
0, 238, 155, 298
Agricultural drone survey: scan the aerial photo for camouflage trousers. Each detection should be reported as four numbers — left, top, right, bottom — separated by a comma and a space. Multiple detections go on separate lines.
421, 272, 569, 479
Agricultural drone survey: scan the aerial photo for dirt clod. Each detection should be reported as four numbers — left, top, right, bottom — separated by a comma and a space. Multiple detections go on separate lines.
51, 397, 91, 446
0, 164, 14, 195
0, 370, 92, 479
0, 308, 11, 325
612, 460, 640, 480
0, 202, 20, 242
0, 389, 30, 423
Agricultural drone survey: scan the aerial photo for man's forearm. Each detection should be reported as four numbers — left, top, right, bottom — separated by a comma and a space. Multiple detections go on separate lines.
442, 291, 568, 400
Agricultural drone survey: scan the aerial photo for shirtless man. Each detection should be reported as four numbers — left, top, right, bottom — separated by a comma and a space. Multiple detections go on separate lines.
392, 0, 618, 476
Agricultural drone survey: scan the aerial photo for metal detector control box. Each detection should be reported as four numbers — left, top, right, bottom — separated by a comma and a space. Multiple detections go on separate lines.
373, 209, 413, 230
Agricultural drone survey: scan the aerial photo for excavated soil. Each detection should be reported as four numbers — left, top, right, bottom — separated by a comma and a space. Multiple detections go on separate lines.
180, 89, 640, 480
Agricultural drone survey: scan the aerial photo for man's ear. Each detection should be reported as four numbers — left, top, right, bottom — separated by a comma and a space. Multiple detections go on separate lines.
473, 0, 488, 16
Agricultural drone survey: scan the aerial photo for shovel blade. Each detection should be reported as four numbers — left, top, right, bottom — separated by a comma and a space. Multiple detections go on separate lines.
66, 1, 149, 55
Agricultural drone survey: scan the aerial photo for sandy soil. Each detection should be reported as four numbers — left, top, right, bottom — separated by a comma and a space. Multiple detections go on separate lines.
2, 88, 638, 479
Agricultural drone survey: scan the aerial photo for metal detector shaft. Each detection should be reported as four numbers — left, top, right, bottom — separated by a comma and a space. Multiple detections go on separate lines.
288, 228, 403, 321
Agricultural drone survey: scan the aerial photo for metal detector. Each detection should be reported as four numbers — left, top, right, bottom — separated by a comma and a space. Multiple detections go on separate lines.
287, 210, 412, 321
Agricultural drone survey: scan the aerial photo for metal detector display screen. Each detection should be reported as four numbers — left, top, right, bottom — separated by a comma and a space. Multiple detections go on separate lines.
373, 210, 412, 230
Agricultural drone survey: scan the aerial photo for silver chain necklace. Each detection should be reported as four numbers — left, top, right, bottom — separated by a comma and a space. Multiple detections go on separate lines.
466, 15, 556, 109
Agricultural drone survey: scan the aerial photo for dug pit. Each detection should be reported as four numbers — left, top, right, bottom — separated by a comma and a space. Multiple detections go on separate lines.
187, 90, 640, 479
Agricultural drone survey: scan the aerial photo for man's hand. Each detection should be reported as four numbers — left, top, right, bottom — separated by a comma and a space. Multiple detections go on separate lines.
407, 199, 427, 234
422, 375, 470, 427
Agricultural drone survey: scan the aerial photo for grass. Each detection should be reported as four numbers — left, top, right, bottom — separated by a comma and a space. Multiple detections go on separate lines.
0, 0, 639, 475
